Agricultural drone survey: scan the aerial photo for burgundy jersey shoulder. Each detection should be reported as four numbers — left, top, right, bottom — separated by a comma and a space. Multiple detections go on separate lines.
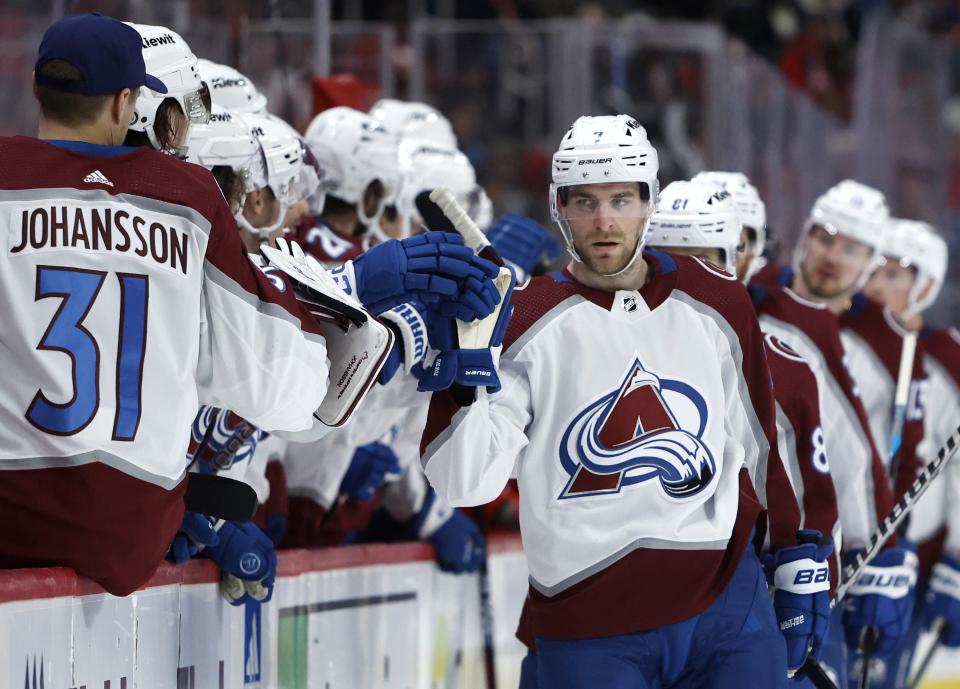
666, 251, 757, 334
749, 261, 787, 289
764, 333, 820, 414
925, 327, 960, 388
750, 284, 847, 369
294, 215, 370, 264
841, 294, 921, 379
502, 250, 687, 352
502, 271, 609, 351
0, 136, 226, 225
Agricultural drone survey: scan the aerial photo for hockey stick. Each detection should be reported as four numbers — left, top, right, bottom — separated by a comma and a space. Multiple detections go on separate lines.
799, 422, 960, 685
836, 422, 960, 602
906, 617, 946, 689
856, 330, 919, 688
427, 188, 512, 409
888, 331, 918, 467
184, 473, 259, 521
185, 408, 260, 520
472, 507, 498, 689
858, 627, 877, 689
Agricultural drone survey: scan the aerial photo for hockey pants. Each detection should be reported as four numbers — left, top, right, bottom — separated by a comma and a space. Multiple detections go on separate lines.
527, 545, 787, 688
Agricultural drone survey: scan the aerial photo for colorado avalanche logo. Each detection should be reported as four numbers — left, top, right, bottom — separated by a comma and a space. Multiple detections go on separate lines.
559, 358, 716, 500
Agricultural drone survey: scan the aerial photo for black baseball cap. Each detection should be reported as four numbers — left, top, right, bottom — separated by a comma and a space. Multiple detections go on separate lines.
34, 13, 168, 96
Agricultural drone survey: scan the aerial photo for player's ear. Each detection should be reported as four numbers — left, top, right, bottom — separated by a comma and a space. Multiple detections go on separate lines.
244, 189, 264, 221
110, 87, 134, 126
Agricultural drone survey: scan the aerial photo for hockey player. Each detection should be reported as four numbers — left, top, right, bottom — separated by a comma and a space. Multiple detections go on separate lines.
281, 123, 490, 572
376, 137, 484, 241
644, 179, 841, 576
123, 23, 211, 157
691, 171, 768, 281
420, 114, 821, 687
370, 98, 494, 235
858, 220, 952, 689
0, 14, 504, 596
750, 180, 917, 685
297, 106, 399, 264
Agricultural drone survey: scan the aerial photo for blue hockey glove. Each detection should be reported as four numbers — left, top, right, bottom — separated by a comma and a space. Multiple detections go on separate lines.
416, 490, 486, 574
201, 521, 277, 606
842, 547, 917, 655
764, 530, 833, 672
925, 555, 960, 647
170, 511, 220, 564
378, 301, 431, 384
340, 442, 402, 502
416, 265, 516, 393
486, 214, 561, 281
333, 232, 501, 317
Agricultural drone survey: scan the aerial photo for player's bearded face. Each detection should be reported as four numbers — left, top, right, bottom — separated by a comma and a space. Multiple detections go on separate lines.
864, 258, 917, 316
800, 226, 873, 299
561, 182, 651, 275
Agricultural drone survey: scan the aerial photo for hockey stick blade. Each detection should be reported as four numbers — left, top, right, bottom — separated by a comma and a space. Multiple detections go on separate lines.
184, 473, 259, 521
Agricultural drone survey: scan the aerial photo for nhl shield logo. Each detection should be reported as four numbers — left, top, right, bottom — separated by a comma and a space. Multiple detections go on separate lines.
559, 357, 716, 500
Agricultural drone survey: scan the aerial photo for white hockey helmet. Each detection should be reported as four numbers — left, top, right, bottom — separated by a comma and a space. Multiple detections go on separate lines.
645, 180, 743, 274
381, 138, 478, 240
197, 59, 268, 115
126, 23, 210, 155
185, 105, 266, 193
880, 218, 948, 317
549, 114, 659, 275
693, 171, 766, 279
304, 106, 399, 226
369, 98, 458, 148
795, 179, 890, 288
240, 113, 309, 237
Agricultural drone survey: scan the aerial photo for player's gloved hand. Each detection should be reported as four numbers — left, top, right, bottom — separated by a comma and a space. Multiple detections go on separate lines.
842, 547, 917, 655
764, 529, 833, 672
201, 520, 277, 606
169, 511, 220, 564
416, 490, 485, 574
377, 301, 432, 384
263, 513, 288, 548
339, 442, 401, 502
415, 265, 516, 394
924, 555, 960, 647
486, 214, 561, 282
332, 232, 501, 318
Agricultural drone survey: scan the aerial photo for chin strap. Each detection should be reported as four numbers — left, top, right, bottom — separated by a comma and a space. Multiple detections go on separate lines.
235, 200, 289, 241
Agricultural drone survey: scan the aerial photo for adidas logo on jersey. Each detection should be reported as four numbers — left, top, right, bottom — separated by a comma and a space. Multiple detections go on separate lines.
83, 170, 113, 187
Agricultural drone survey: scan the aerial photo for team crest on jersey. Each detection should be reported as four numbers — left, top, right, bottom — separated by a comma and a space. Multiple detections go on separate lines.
559, 358, 716, 500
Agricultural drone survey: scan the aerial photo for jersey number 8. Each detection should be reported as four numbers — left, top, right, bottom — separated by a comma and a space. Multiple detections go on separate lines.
26, 265, 148, 441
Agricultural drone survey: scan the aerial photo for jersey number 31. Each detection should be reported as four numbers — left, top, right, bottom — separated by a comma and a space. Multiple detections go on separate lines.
26, 265, 148, 441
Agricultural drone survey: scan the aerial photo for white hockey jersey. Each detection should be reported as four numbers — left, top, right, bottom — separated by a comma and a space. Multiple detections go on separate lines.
840, 294, 926, 500
422, 253, 800, 640
749, 277, 894, 551
0, 137, 329, 594
907, 327, 960, 571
